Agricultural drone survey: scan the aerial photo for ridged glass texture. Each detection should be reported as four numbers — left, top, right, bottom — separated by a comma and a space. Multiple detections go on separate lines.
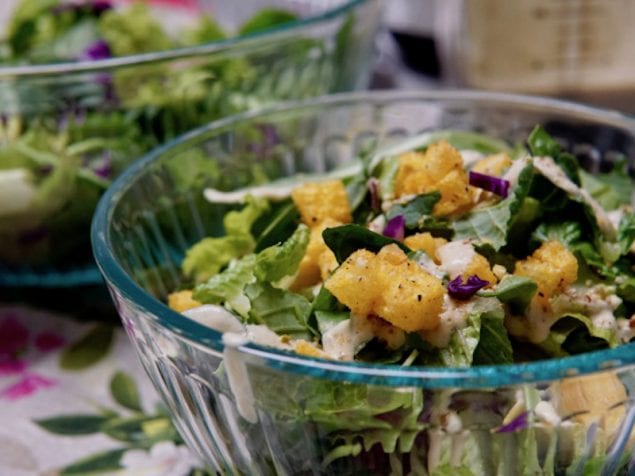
93, 91, 635, 475
0, 0, 381, 286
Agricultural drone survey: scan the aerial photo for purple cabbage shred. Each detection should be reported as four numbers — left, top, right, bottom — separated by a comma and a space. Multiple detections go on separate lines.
80, 40, 112, 61
383, 214, 405, 241
52, 1, 113, 15
447, 275, 489, 300
496, 411, 529, 433
469, 170, 510, 198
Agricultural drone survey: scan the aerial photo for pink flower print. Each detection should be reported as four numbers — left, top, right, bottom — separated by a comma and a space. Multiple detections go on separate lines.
0, 316, 29, 357
1, 373, 56, 401
0, 359, 27, 376
35, 332, 65, 352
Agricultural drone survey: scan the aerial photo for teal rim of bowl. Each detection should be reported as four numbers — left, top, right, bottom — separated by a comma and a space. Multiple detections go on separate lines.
92, 89, 635, 389
0, 0, 375, 78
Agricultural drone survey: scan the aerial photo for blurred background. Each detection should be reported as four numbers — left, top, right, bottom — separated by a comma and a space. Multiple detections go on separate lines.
376, 0, 635, 112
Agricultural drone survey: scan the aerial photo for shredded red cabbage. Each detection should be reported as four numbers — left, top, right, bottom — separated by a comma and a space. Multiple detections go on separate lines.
80, 40, 112, 61
383, 214, 405, 241
447, 275, 489, 300
52, 1, 113, 15
495, 411, 529, 433
469, 170, 510, 198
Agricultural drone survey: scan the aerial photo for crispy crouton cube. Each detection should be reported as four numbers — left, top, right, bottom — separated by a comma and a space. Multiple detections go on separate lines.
324, 249, 378, 317
374, 245, 445, 332
403, 232, 448, 264
463, 253, 498, 285
472, 152, 512, 176
291, 219, 341, 290
168, 290, 201, 313
291, 179, 352, 226
514, 240, 578, 297
394, 141, 472, 216
325, 245, 444, 332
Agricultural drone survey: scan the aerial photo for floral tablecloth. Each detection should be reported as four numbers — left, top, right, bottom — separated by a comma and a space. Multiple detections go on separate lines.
0, 305, 210, 476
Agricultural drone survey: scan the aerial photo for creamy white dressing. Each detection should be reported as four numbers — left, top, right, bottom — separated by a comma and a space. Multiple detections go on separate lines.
437, 240, 476, 280
367, 214, 386, 234
502, 155, 531, 186
0, 168, 36, 217
414, 252, 445, 279
534, 401, 561, 426
203, 183, 297, 203
459, 149, 486, 168
182, 305, 245, 333
222, 332, 257, 423
532, 156, 616, 240
422, 294, 472, 347
321, 315, 375, 361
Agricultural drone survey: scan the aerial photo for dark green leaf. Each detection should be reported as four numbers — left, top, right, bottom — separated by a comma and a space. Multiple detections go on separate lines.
110, 371, 142, 412
527, 125, 560, 158
322, 224, 410, 264
478, 275, 538, 315
35, 415, 109, 435
60, 448, 127, 475
473, 313, 514, 365
59, 325, 114, 370
386, 192, 440, 229
254, 201, 300, 252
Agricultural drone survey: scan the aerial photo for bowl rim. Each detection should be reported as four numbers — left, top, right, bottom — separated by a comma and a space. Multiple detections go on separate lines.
0, 0, 374, 78
92, 89, 635, 388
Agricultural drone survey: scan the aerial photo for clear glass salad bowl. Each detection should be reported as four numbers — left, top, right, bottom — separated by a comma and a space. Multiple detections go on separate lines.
92, 91, 635, 475
0, 0, 381, 287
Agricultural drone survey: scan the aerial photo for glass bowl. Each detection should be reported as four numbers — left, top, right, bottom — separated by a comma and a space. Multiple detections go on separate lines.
92, 90, 635, 475
0, 0, 382, 287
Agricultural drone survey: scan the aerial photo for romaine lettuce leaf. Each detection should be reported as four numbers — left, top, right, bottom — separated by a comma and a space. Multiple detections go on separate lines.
479, 275, 538, 315
323, 224, 410, 264
182, 195, 269, 283
453, 164, 534, 250
192, 254, 257, 317
255, 224, 309, 284
245, 282, 314, 339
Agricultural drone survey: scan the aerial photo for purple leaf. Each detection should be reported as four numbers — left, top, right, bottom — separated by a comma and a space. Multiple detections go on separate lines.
496, 411, 529, 433
447, 275, 489, 300
52, 0, 113, 15
383, 214, 405, 241
80, 40, 111, 61
469, 170, 510, 198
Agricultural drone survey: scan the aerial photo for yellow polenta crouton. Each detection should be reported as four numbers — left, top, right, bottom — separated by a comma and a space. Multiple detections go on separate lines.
472, 152, 512, 176
325, 245, 444, 332
291, 219, 341, 289
374, 245, 445, 332
394, 141, 472, 216
291, 179, 352, 226
403, 232, 448, 264
463, 253, 498, 285
514, 240, 578, 297
324, 248, 378, 317
168, 290, 201, 313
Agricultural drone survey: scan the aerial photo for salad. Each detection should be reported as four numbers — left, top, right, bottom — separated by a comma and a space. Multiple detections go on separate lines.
0, 0, 324, 267
168, 126, 635, 474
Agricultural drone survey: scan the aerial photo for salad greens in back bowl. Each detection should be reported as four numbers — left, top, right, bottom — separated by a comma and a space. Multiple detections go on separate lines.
93, 91, 635, 475
0, 0, 382, 286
